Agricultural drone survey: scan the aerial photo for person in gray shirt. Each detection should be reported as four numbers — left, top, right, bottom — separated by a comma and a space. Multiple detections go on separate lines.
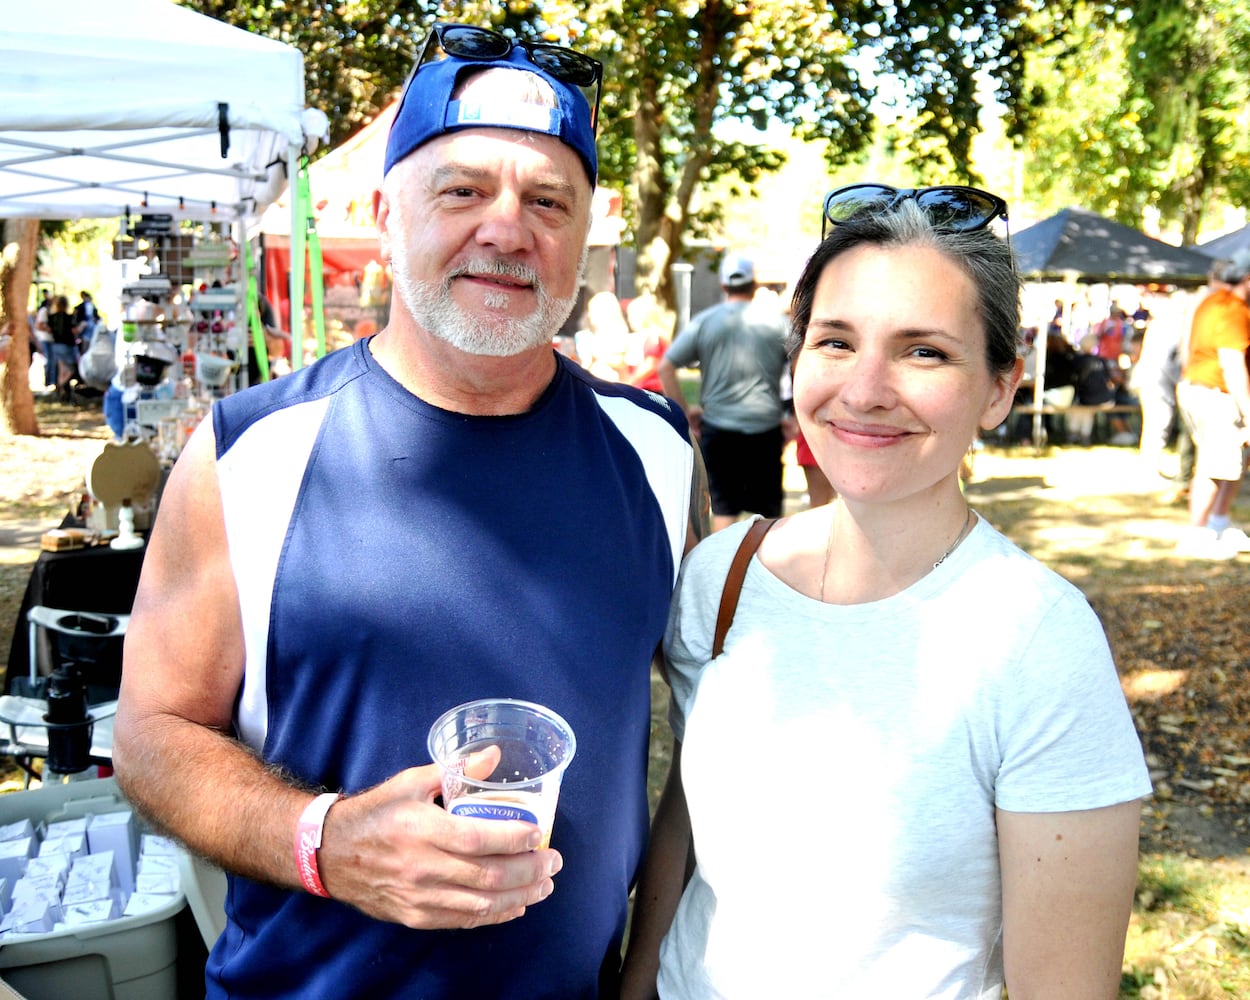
659, 253, 791, 531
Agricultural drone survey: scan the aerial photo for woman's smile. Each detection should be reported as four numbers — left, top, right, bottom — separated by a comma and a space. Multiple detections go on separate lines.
828, 419, 913, 447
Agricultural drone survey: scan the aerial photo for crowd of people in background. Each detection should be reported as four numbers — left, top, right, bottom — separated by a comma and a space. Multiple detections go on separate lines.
1009, 300, 1146, 448
18, 258, 1219, 539
999, 255, 1250, 562
26, 287, 104, 401
1007, 284, 1214, 517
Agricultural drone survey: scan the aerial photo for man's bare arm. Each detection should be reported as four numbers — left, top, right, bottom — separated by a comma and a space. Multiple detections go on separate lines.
113, 421, 561, 928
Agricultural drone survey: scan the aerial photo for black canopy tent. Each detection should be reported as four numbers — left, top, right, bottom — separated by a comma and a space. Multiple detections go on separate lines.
1197, 224, 1250, 260
1013, 207, 1213, 288
1011, 208, 1212, 450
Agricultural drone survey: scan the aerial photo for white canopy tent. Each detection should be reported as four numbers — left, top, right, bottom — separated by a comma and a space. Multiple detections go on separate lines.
0, 0, 326, 223
0, 0, 327, 353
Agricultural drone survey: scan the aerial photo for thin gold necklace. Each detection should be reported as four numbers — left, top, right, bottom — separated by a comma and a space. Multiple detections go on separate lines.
818, 506, 976, 603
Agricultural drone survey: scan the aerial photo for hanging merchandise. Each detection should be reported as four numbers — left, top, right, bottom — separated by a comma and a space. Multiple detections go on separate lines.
112, 211, 137, 260
195, 352, 234, 388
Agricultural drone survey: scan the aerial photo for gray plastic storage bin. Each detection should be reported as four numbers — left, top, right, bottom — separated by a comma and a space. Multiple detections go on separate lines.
0, 778, 185, 1000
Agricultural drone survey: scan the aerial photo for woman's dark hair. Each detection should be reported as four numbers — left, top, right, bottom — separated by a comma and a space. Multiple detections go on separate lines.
787, 199, 1020, 378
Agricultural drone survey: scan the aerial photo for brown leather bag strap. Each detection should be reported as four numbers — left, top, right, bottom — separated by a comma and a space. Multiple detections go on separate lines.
712, 517, 777, 658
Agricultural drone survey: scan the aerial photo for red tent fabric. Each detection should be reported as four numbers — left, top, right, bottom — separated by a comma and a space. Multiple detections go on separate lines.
262, 235, 386, 333
260, 104, 395, 333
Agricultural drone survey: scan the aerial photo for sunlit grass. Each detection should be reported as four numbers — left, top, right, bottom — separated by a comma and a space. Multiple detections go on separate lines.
1121, 856, 1250, 998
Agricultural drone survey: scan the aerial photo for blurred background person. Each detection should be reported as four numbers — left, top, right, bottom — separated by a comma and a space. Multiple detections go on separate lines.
1095, 304, 1131, 363
658, 252, 791, 531
1175, 249, 1250, 558
576, 290, 632, 380
1132, 293, 1194, 486
624, 293, 670, 395
31, 289, 54, 391
45, 294, 78, 400
72, 289, 100, 349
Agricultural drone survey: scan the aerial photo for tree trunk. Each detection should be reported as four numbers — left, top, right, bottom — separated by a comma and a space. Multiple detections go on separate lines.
628, 0, 728, 320
1, 218, 40, 437
631, 65, 669, 303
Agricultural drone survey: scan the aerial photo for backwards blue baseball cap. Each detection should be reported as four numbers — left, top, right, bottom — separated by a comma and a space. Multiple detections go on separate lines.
383, 40, 599, 186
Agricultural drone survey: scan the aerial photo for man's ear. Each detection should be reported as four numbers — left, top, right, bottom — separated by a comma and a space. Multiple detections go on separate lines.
372, 187, 392, 264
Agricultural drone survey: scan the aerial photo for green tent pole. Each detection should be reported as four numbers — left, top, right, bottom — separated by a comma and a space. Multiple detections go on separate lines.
290, 151, 308, 371
243, 237, 270, 383
299, 160, 327, 359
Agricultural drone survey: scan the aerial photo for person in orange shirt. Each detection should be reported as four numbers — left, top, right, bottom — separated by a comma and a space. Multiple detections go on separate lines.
1175, 250, 1250, 558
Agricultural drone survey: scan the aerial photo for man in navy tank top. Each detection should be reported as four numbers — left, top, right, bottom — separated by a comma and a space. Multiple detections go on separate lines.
114, 22, 706, 999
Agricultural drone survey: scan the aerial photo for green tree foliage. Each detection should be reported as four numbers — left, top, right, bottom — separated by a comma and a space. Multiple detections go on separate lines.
1017, 5, 1147, 222
1020, 0, 1250, 242
845, 0, 1037, 173
180, 1, 1037, 309
586, 0, 873, 305
543, 0, 1038, 306
1127, 0, 1250, 242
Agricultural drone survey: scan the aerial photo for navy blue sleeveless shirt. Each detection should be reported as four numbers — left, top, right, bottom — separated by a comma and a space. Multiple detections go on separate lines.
206, 340, 693, 998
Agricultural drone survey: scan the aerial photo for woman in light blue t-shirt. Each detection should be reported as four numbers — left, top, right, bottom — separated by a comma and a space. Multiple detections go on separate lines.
622, 185, 1151, 1000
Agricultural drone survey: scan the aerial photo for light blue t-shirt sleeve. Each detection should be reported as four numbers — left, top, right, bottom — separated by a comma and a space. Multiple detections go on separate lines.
993, 587, 1153, 812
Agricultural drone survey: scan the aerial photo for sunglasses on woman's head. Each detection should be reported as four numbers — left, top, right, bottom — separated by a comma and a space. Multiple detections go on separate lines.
412, 22, 603, 132
821, 184, 1009, 239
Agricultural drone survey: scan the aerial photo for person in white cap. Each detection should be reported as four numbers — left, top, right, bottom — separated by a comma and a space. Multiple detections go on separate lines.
658, 251, 791, 531
114, 22, 704, 999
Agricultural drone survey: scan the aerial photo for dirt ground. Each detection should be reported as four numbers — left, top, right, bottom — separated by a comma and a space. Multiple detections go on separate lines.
2, 397, 1250, 863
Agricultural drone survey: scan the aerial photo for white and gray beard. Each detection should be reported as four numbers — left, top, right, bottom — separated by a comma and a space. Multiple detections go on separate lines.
391, 239, 585, 358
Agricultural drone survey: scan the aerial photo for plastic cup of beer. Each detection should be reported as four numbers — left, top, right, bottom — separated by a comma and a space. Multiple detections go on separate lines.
427, 698, 576, 849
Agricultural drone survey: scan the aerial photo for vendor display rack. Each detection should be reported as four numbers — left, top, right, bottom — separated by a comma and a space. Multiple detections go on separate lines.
114, 216, 250, 449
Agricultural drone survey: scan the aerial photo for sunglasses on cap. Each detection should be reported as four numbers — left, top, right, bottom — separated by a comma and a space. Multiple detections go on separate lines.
821, 184, 1009, 239
413, 22, 603, 132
